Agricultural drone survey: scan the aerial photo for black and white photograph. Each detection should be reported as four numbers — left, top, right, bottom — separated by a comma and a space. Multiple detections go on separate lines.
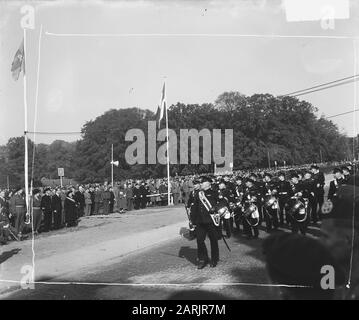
0, 0, 358, 303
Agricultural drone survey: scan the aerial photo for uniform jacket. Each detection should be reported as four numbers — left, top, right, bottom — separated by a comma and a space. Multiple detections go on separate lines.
191, 188, 218, 225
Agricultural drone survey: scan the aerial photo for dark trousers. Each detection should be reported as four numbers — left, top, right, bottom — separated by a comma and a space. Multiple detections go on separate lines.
32, 208, 43, 232
196, 223, 219, 263
53, 211, 62, 229
127, 198, 133, 211
278, 198, 288, 224
243, 218, 259, 238
103, 201, 110, 215
134, 198, 141, 210
43, 210, 52, 231
94, 202, 100, 215
14, 207, 26, 235
263, 207, 279, 231
140, 197, 147, 209
291, 221, 307, 235
222, 217, 233, 238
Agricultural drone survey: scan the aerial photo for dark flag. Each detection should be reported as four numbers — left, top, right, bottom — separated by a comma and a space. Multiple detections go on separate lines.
11, 39, 25, 81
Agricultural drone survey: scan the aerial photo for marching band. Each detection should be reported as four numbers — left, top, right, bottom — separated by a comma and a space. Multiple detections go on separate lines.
186, 164, 356, 269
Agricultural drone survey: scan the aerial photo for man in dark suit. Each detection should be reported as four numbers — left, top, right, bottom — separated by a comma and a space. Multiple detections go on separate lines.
52, 188, 63, 230
74, 186, 85, 217
41, 188, 53, 232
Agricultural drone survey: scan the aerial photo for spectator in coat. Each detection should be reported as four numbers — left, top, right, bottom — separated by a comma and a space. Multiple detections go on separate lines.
101, 186, 111, 215
109, 186, 115, 213
93, 186, 102, 215
52, 188, 63, 230
64, 190, 78, 227
126, 184, 133, 211
84, 188, 92, 216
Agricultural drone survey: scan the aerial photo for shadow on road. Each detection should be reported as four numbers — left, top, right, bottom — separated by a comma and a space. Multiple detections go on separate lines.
0, 248, 21, 264
178, 246, 198, 265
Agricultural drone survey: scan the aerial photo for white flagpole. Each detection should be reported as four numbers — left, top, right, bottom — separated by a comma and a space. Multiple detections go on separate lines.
111, 143, 114, 187
164, 81, 171, 205
23, 28, 29, 213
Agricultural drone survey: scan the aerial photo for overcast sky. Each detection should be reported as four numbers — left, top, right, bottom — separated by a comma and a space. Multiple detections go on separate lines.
0, 0, 358, 145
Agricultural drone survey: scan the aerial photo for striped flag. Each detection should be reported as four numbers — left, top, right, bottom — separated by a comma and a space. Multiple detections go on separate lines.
155, 82, 166, 128
11, 39, 25, 81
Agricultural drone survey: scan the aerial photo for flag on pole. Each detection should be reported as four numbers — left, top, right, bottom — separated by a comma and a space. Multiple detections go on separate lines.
11, 39, 25, 81
155, 82, 166, 128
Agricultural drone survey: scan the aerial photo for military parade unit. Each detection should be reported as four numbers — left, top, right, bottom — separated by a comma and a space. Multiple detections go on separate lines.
186, 163, 357, 269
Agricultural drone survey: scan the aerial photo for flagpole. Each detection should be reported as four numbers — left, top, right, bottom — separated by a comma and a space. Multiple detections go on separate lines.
23, 27, 29, 213
111, 143, 114, 187
165, 81, 171, 206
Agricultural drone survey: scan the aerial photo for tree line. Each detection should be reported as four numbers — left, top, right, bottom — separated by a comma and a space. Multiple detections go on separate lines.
0, 92, 355, 186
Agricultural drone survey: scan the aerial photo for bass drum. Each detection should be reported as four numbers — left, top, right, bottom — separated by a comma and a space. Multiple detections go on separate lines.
244, 203, 260, 227
289, 199, 307, 223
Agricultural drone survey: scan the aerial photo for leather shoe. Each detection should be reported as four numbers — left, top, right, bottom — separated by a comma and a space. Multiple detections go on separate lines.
210, 261, 218, 268
197, 260, 208, 269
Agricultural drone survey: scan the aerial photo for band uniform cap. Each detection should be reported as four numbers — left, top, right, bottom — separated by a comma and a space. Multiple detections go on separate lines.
310, 164, 319, 170
264, 172, 272, 178
290, 173, 299, 179
201, 176, 212, 183
245, 178, 255, 184
333, 167, 343, 174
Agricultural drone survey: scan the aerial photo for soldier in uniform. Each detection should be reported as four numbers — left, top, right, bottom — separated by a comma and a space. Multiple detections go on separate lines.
311, 165, 325, 223
302, 171, 316, 224
327, 168, 344, 202
41, 188, 53, 232
11, 187, 27, 238
262, 173, 279, 232
192, 176, 220, 269
233, 176, 245, 232
31, 189, 43, 234
242, 178, 260, 239
217, 179, 234, 238
276, 172, 291, 226
187, 179, 201, 239
288, 173, 308, 235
